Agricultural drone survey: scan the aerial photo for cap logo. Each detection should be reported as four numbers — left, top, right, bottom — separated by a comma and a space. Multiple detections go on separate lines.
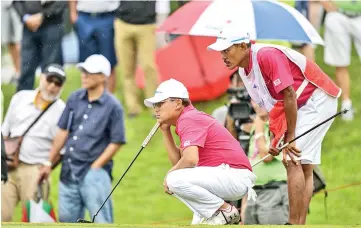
154, 90, 164, 96
47, 66, 65, 76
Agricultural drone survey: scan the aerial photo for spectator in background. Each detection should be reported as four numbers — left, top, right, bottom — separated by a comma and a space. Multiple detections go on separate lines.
115, 1, 159, 118
38, 55, 126, 223
1, 134, 8, 184
1, 64, 66, 222
320, 0, 361, 121
156, 0, 170, 49
1, 87, 8, 185
293, 0, 315, 61
308, 1, 324, 31
166, 1, 189, 43
12, 0, 66, 92
1, 1, 23, 84
68, 0, 119, 93
241, 101, 288, 225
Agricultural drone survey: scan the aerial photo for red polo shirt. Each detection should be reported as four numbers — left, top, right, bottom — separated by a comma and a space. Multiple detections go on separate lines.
244, 47, 317, 107
175, 105, 252, 171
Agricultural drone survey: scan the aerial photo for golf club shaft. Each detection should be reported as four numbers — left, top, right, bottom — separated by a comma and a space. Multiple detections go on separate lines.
90, 122, 160, 222
142, 122, 160, 147
251, 109, 346, 167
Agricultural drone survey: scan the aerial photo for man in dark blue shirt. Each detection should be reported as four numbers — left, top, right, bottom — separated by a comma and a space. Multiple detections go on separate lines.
38, 54, 126, 223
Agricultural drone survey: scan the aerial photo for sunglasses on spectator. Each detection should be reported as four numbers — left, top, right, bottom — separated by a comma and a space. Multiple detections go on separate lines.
46, 77, 63, 87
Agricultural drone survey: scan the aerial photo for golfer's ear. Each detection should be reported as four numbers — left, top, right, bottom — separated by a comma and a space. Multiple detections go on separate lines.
175, 99, 183, 108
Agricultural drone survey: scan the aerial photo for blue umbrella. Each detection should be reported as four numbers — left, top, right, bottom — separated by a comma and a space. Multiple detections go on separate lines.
158, 0, 324, 45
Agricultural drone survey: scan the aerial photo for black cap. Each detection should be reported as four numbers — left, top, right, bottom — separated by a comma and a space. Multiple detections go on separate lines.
43, 64, 66, 83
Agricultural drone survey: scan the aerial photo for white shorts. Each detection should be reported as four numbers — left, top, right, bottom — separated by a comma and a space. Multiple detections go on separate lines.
287, 89, 338, 164
324, 12, 361, 67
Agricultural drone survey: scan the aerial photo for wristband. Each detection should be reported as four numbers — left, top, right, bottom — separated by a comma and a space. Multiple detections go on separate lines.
42, 161, 52, 167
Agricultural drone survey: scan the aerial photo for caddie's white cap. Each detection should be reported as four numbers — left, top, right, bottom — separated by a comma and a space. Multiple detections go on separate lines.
76, 54, 111, 77
144, 79, 189, 107
208, 22, 251, 52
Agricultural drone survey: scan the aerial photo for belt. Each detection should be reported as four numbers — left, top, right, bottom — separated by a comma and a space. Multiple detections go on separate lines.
338, 9, 361, 18
253, 180, 287, 190
78, 11, 115, 18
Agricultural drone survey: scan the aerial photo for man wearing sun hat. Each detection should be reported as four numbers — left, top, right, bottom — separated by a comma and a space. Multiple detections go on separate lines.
1, 63, 67, 221
144, 78, 257, 225
38, 54, 126, 223
208, 22, 341, 225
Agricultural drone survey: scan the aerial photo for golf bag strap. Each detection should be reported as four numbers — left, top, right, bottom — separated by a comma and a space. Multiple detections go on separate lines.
296, 79, 309, 98
18, 100, 57, 137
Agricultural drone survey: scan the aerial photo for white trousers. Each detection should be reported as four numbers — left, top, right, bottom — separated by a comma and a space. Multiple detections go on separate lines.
166, 164, 257, 221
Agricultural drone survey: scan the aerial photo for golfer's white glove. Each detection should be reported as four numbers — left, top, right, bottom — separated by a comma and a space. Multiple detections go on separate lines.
247, 187, 257, 202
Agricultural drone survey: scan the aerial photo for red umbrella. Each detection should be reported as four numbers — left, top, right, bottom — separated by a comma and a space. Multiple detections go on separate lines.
135, 35, 236, 102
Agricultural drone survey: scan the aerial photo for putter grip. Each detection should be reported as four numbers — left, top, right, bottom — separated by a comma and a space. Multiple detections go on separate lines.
251, 142, 291, 167
142, 122, 160, 147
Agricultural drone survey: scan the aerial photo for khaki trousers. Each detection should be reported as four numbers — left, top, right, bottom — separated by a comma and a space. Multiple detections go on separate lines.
1, 162, 50, 221
114, 19, 158, 114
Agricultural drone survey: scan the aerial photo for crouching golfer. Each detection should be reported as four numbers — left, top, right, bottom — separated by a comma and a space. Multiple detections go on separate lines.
144, 79, 257, 225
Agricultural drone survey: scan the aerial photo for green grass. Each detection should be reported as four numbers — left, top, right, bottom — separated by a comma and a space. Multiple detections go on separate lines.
1, 43, 360, 226
2, 224, 361, 228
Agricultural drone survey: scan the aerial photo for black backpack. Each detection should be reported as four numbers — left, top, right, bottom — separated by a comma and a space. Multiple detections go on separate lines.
313, 165, 327, 194
311, 165, 328, 220
1, 133, 8, 183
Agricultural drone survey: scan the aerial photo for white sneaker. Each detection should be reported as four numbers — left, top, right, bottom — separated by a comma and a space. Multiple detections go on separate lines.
341, 100, 354, 121
200, 206, 240, 225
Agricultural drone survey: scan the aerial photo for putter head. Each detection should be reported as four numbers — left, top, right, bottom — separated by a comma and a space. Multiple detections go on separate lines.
77, 218, 93, 223
342, 109, 349, 114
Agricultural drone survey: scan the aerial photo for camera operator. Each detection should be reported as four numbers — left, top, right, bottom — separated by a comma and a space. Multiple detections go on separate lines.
212, 73, 254, 151
241, 101, 289, 225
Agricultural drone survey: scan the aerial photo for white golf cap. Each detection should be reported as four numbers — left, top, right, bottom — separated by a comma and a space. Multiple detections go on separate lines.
144, 79, 189, 107
208, 22, 251, 52
76, 54, 111, 77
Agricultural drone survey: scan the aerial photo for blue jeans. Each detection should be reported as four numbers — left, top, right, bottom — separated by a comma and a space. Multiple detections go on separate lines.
74, 12, 117, 67
59, 168, 113, 223
17, 24, 64, 91
295, 0, 309, 19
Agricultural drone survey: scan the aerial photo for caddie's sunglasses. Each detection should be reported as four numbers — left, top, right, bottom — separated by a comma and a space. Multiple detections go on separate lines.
46, 77, 63, 87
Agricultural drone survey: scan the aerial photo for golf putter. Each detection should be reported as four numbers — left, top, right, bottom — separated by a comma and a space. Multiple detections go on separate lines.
251, 109, 348, 167
77, 122, 160, 223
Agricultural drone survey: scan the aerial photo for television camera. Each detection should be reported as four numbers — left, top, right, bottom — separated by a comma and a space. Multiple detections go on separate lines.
226, 87, 255, 155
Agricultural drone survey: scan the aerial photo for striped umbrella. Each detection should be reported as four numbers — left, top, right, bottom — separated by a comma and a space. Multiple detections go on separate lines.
22, 184, 57, 223
158, 0, 324, 45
